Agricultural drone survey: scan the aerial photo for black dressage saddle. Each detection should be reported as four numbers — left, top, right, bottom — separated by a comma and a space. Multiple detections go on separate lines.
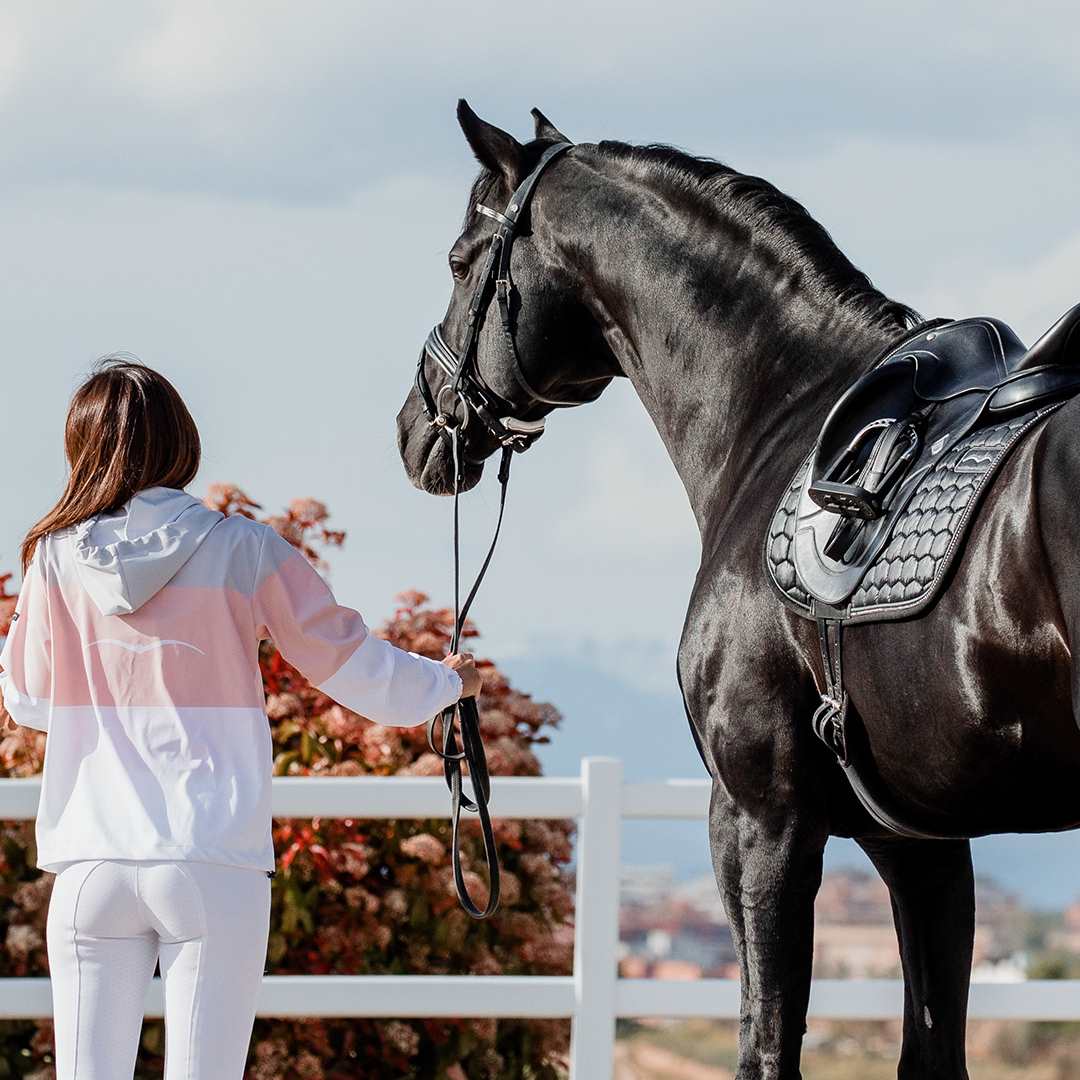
765, 303, 1080, 838
794, 304, 1080, 609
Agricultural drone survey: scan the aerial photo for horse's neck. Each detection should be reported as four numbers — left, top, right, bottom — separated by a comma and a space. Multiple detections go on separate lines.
624, 302, 894, 532
569, 176, 907, 536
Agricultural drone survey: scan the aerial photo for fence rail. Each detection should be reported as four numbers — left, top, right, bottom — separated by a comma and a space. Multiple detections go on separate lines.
3, 759, 1078, 1076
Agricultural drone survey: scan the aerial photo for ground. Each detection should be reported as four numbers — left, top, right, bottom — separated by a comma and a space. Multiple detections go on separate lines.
613, 1020, 1080, 1079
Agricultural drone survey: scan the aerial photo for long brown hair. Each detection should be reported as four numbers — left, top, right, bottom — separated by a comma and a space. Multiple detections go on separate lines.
21, 357, 201, 573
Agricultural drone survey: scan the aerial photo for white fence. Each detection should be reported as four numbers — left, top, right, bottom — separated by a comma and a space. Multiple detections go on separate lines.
1, 757, 1079, 1077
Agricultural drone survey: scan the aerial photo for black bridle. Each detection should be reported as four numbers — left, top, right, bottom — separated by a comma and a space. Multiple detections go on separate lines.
415, 141, 575, 919
415, 140, 579, 452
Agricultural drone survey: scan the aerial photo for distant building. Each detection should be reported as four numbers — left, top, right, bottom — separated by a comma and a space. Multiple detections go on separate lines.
619, 866, 735, 977
619, 864, 1028, 981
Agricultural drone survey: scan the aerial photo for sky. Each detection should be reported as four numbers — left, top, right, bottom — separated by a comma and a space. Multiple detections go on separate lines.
2, 3, 1080, 903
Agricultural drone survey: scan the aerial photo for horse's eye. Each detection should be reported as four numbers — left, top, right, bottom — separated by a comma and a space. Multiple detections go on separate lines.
449, 256, 469, 281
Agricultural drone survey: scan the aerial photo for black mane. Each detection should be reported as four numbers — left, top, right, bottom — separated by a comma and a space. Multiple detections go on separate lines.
595, 140, 921, 332
463, 139, 920, 331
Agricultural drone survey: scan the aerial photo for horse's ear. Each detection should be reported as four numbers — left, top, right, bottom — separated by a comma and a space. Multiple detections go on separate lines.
531, 107, 571, 144
457, 100, 524, 187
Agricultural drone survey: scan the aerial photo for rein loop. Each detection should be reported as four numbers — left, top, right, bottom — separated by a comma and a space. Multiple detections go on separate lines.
426, 427, 512, 919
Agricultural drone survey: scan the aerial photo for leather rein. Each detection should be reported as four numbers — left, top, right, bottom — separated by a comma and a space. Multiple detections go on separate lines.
415, 141, 574, 919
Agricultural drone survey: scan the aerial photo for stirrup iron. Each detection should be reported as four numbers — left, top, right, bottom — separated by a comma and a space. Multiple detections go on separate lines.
810, 417, 922, 523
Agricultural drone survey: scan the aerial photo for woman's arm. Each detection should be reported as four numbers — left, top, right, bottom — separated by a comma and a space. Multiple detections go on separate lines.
0, 546, 52, 732
252, 526, 472, 726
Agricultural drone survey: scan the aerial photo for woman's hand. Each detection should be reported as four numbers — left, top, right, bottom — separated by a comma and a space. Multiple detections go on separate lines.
442, 652, 483, 699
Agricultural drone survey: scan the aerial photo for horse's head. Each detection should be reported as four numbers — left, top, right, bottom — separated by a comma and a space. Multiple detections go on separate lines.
397, 101, 618, 494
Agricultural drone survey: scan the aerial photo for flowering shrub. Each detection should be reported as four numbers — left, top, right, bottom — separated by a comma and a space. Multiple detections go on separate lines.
0, 487, 575, 1078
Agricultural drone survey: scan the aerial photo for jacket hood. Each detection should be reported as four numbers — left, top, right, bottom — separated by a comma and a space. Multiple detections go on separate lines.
73, 487, 225, 616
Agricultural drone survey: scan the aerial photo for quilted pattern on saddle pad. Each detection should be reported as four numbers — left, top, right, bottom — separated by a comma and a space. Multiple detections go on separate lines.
765, 404, 1062, 623
766, 467, 812, 610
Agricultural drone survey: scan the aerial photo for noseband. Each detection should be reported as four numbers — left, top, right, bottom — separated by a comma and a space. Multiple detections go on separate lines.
416, 141, 575, 920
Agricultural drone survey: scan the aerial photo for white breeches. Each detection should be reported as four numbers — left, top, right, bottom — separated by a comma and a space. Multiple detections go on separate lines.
46, 859, 271, 1078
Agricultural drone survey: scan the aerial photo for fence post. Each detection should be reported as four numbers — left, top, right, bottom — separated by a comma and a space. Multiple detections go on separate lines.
569, 756, 623, 1079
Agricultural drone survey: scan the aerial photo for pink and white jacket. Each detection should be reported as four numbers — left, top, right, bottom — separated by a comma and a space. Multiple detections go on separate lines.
0, 487, 463, 875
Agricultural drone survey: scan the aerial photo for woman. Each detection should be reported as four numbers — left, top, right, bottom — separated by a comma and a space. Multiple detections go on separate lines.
0, 358, 481, 1078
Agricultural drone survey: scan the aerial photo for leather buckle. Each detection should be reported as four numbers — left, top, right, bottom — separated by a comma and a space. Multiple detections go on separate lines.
812, 693, 849, 766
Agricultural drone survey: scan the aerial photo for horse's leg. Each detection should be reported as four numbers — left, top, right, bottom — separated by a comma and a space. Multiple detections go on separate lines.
710, 782, 827, 1080
858, 836, 974, 1080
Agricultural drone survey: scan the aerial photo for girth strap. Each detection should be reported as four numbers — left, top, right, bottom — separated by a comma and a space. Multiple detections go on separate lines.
812, 614, 953, 841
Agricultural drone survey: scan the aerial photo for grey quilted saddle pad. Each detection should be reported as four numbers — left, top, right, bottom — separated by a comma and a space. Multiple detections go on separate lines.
765, 403, 1063, 623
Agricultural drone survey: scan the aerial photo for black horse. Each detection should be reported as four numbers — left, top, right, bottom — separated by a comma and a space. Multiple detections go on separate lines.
397, 102, 1080, 1079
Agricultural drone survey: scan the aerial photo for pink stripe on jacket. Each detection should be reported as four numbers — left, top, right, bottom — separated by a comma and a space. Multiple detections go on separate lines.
0, 487, 462, 874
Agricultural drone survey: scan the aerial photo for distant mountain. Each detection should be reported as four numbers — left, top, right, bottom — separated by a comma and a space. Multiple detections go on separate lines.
501, 651, 705, 782
502, 650, 1080, 911
500, 651, 713, 879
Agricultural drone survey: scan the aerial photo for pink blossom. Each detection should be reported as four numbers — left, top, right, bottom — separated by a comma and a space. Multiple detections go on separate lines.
400, 833, 446, 865
13, 877, 51, 912
382, 1020, 421, 1057
483, 736, 539, 776
293, 1049, 325, 1078
401, 752, 444, 776
520, 937, 574, 969
326, 759, 364, 776
361, 722, 402, 766
498, 870, 522, 907
266, 693, 303, 720
518, 852, 557, 880
6, 924, 43, 962
470, 1017, 497, 1042
319, 705, 365, 741
408, 630, 446, 656
395, 589, 429, 610
343, 886, 380, 914
478, 708, 518, 739
336, 841, 372, 877
383, 888, 408, 919
468, 949, 503, 976
288, 498, 329, 526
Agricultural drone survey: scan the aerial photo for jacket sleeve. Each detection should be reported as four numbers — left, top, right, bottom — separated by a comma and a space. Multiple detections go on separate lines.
0, 544, 52, 732
252, 526, 462, 727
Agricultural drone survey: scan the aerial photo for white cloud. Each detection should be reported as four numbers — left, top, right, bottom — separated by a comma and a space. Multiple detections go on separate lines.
3, 2, 1079, 201
549, 393, 697, 562
0, 10, 23, 102
920, 230, 1080, 342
